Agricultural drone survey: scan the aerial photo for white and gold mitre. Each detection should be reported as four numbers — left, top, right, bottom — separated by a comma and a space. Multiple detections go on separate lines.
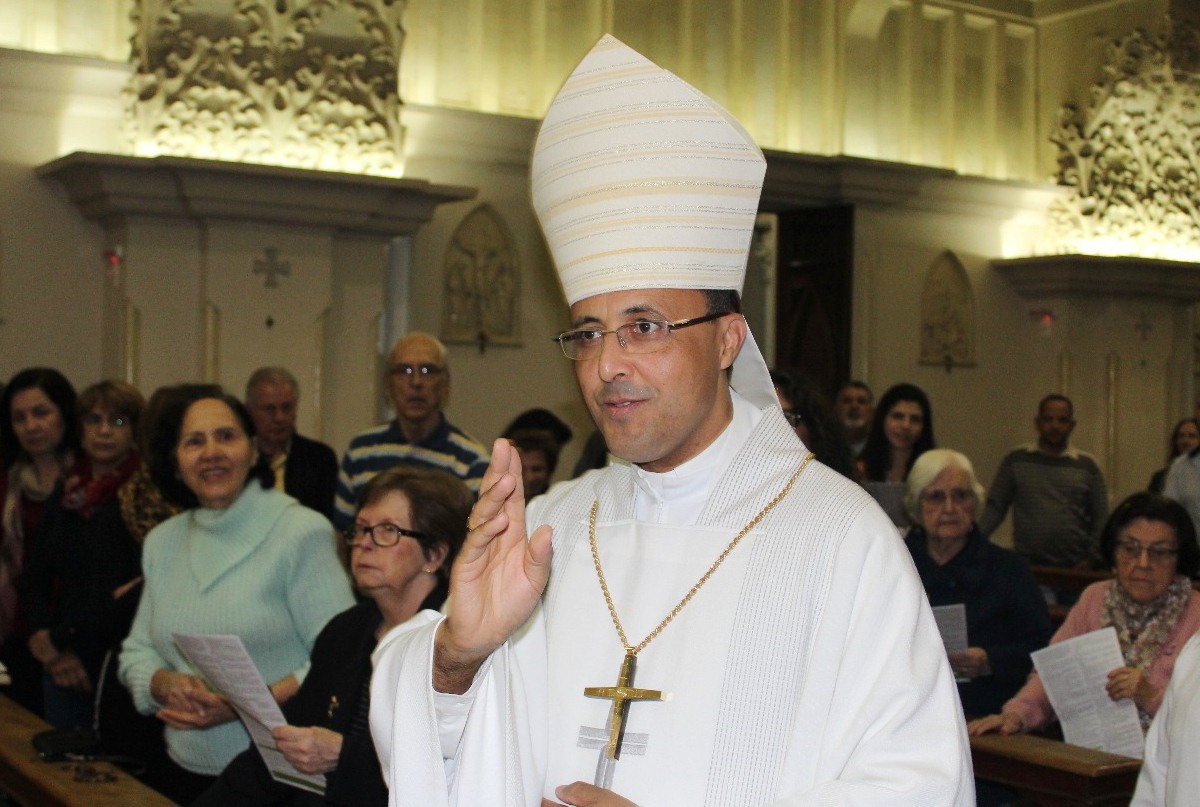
532, 34, 778, 409
531, 34, 766, 305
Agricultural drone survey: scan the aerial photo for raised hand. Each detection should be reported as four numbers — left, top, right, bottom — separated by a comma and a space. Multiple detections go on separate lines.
273, 725, 343, 774
435, 438, 553, 693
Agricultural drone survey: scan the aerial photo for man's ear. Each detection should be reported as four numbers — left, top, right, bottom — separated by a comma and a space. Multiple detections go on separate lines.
718, 314, 748, 371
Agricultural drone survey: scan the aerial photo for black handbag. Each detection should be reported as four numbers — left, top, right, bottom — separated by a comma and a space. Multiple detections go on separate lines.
31, 726, 100, 762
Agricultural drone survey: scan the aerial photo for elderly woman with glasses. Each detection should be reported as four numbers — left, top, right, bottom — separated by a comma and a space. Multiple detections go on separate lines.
969, 491, 1200, 739
193, 466, 469, 807
903, 449, 1052, 719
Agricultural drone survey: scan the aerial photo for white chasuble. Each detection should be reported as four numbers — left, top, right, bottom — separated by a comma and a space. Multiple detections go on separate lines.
370, 408, 974, 807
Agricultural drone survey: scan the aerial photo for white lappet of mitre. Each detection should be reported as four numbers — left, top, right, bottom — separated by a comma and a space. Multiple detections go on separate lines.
531, 33, 777, 408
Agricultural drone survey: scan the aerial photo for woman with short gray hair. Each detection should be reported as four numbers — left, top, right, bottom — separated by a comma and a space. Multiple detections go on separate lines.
903, 448, 1051, 718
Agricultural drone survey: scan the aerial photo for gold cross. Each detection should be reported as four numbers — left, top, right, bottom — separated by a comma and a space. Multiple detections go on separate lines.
584, 653, 664, 759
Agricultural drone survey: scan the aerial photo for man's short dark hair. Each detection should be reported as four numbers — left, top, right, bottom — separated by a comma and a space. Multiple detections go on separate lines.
1038, 393, 1074, 418
837, 380, 873, 403
506, 428, 562, 475
246, 366, 299, 402
702, 289, 741, 315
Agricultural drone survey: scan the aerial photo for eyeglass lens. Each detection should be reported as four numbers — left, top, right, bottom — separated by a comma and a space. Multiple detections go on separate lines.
344, 523, 422, 547
392, 363, 443, 377
1116, 539, 1177, 562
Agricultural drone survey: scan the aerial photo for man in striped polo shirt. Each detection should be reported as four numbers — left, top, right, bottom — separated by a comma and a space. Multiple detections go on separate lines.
979, 394, 1108, 581
333, 332, 489, 528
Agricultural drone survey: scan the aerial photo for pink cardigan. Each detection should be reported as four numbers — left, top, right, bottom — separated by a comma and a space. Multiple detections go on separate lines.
1005, 580, 1200, 731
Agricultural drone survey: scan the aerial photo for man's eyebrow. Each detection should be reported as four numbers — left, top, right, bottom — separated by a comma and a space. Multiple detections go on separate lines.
570, 304, 663, 329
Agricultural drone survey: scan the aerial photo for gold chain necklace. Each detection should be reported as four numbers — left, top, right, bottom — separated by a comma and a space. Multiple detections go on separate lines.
588, 453, 814, 656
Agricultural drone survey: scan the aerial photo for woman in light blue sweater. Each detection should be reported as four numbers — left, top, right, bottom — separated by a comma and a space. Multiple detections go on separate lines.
119, 387, 353, 803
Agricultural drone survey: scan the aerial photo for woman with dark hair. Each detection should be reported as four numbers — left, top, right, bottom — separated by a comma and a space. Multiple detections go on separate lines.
0, 367, 78, 713
22, 380, 146, 728
855, 382, 935, 527
193, 466, 470, 807
119, 385, 354, 803
1149, 418, 1199, 494
770, 369, 855, 479
969, 492, 1200, 739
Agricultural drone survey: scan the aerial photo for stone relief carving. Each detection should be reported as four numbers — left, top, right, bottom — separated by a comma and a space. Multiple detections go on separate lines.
442, 204, 520, 351
920, 251, 975, 370
1049, 19, 1200, 261
123, 0, 406, 176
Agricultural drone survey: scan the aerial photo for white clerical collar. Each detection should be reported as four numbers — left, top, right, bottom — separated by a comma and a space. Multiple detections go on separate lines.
631, 390, 762, 526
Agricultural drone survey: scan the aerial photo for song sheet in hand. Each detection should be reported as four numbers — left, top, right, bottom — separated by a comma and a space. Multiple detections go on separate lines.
174, 632, 326, 793
1030, 626, 1144, 758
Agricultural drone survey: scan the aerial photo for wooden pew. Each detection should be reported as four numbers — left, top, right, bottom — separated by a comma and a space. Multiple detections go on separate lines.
1031, 566, 1113, 627
971, 732, 1141, 807
0, 693, 178, 807
1031, 567, 1200, 626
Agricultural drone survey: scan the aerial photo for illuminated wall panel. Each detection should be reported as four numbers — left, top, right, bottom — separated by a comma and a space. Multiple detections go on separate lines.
1000, 24, 1037, 181
956, 15, 997, 177
915, 5, 953, 168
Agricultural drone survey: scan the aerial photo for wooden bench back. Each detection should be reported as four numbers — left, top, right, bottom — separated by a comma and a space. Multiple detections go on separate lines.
0, 693, 178, 807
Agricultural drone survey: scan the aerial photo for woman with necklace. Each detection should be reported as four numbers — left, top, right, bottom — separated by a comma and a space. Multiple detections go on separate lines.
0, 367, 78, 714
969, 492, 1200, 739
22, 380, 146, 728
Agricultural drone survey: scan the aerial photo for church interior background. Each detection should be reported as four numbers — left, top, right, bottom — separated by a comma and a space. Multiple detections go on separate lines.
2, 0, 1199, 547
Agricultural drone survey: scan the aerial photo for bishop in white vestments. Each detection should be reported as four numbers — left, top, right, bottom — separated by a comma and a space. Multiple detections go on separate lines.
370, 34, 974, 807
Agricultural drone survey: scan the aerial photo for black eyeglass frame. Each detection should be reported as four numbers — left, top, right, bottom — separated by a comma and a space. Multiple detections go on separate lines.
553, 311, 733, 360
342, 522, 429, 548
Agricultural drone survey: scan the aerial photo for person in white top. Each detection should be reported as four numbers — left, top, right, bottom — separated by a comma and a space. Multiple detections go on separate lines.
1132, 632, 1200, 806
369, 33, 973, 807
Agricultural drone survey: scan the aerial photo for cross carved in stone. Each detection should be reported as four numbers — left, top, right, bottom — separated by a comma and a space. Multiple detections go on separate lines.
253, 247, 291, 288
1134, 313, 1152, 341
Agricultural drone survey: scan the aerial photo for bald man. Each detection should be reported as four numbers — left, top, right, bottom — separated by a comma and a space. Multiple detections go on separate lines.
333, 332, 488, 527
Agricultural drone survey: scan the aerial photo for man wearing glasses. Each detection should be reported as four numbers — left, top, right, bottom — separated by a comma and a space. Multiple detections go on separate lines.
333, 331, 489, 528
371, 36, 971, 807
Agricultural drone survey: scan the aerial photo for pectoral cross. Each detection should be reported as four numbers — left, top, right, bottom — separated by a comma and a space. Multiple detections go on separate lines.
581, 653, 663, 787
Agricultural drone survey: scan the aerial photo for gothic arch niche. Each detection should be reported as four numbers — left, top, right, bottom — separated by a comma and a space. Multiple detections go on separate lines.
441, 203, 520, 351
920, 250, 975, 369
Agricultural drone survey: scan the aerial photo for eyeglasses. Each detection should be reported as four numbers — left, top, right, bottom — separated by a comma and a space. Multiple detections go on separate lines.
82, 413, 130, 429
343, 522, 427, 548
920, 488, 974, 507
554, 312, 732, 361
390, 363, 445, 379
782, 410, 804, 428
1115, 539, 1179, 564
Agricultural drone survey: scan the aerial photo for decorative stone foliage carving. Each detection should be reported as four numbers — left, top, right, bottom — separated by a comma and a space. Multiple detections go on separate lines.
123, 0, 406, 176
442, 204, 520, 351
920, 251, 974, 370
1049, 20, 1200, 261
